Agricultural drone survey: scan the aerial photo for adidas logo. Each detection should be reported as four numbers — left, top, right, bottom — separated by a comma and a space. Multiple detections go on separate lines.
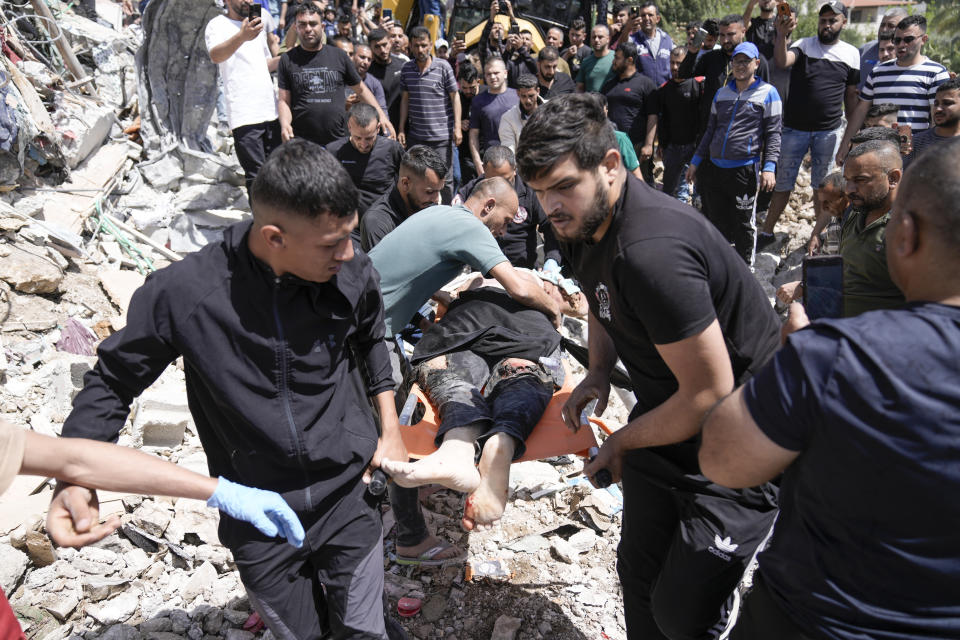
714, 535, 738, 553
735, 194, 755, 210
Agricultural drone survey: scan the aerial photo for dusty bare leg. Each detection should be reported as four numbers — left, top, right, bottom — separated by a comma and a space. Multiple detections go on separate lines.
462, 432, 516, 531
382, 423, 483, 492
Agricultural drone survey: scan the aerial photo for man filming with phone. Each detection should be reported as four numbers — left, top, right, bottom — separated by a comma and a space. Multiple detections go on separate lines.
205, 0, 281, 194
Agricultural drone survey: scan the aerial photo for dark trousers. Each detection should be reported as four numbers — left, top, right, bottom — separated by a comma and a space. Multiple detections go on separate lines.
698, 161, 759, 265
419, 350, 553, 461
219, 480, 387, 639
662, 143, 696, 198
618, 451, 778, 640
730, 573, 814, 640
233, 119, 282, 195
406, 137, 454, 204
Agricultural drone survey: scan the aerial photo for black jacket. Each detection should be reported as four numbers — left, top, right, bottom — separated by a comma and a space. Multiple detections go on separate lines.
62, 222, 394, 512
456, 174, 561, 269
360, 185, 409, 252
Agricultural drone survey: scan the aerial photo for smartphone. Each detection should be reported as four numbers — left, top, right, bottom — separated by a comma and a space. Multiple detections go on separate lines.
249, 2, 262, 18
803, 255, 844, 320
691, 27, 707, 49
897, 124, 913, 155
382, 7, 392, 21
777, 1, 791, 17
509, 23, 520, 35
456, 30, 466, 42
629, 6, 640, 17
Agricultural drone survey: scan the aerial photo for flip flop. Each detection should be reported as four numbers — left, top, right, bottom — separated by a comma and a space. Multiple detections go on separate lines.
391, 540, 466, 567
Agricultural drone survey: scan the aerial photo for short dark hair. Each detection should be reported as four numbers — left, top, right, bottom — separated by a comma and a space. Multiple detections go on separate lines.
297, 3, 321, 17
847, 139, 902, 172
850, 126, 901, 147
401, 145, 448, 180
904, 137, 960, 252
331, 34, 353, 47
687, 20, 702, 30
516, 74, 539, 90
458, 62, 479, 83
368, 27, 388, 43
483, 145, 517, 169
485, 55, 506, 70
613, 2, 630, 14
337, 12, 351, 23
538, 46, 560, 62
617, 41, 638, 60
866, 103, 899, 119
516, 93, 618, 181
896, 14, 926, 32
719, 14, 744, 27
520, 29, 533, 36
671, 45, 688, 56
409, 25, 431, 42
251, 140, 358, 219
936, 77, 960, 93
571, 17, 587, 32
639, 1, 658, 13
877, 30, 894, 42
821, 171, 844, 191
702, 18, 719, 36
348, 102, 380, 127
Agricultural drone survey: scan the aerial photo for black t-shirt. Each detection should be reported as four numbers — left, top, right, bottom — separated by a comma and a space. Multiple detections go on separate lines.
326, 135, 404, 214
743, 303, 960, 637
746, 16, 776, 60
277, 45, 361, 146
539, 72, 576, 100
455, 175, 560, 269
784, 37, 861, 131
602, 72, 658, 142
359, 186, 408, 251
654, 77, 703, 147
369, 55, 405, 127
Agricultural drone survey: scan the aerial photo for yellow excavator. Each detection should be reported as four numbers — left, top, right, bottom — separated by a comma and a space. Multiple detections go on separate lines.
380, 0, 585, 53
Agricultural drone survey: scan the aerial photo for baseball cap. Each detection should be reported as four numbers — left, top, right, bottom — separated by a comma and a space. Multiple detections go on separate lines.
435, 38, 449, 50
732, 42, 760, 59
819, 0, 847, 17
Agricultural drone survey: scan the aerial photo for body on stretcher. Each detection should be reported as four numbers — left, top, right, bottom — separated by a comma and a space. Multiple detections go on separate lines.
398, 359, 615, 463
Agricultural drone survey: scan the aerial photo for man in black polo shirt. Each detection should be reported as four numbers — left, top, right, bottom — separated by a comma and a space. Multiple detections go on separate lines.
326, 103, 404, 214
517, 94, 779, 640
454, 145, 560, 270
277, 4, 393, 146
536, 46, 576, 100
603, 41, 658, 184
359, 145, 446, 250
656, 46, 704, 199
368, 27, 406, 130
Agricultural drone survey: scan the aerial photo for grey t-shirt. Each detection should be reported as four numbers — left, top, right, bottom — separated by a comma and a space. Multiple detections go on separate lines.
369, 204, 508, 335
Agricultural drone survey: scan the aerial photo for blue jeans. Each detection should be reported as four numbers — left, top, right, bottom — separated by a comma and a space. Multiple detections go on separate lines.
662, 143, 696, 201
774, 125, 843, 192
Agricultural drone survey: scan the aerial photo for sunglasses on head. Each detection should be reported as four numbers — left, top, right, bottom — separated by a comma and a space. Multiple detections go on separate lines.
892, 35, 919, 44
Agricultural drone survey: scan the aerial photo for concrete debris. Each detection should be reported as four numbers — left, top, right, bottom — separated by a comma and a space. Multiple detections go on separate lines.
87, 591, 139, 625
490, 615, 522, 640
138, 152, 184, 190
0, 242, 64, 294
25, 529, 58, 567
131, 500, 172, 538
98, 269, 146, 315
508, 461, 562, 494
182, 561, 218, 603
568, 528, 598, 554
0, 544, 29, 592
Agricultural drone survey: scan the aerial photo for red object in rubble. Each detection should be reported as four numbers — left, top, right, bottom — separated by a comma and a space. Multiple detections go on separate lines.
397, 597, 422, 617
243, 612, 265, 633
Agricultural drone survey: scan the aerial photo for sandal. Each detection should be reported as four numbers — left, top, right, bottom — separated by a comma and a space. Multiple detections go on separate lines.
390, 539, 466, 567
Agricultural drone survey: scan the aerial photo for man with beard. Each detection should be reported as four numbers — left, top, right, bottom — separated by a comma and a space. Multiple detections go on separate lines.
679, 14, 770, 133
576, 24, 615, 93
457, 64, 482, 185
469, 58, 518, 175
399, 26, 461, 203
278, 5, 393, 146
516, 93, 780, 640
838, 140, 905, 316
498, 75, 541, 153
743, 0, 791, 101
346, 42, 388, 114
603, 42, 658, 183
360, 145, 446, 251
905, 78, 960, 166
536, 46, 576, 100
617, 1, 674, 86
368, 28, 406, 129
544, 27, 573, 76
563, 18, 591, 79
327, 104, 404, 214
859, 7, 907, 91
757, 0, 860, 249
837, 15, 949, 165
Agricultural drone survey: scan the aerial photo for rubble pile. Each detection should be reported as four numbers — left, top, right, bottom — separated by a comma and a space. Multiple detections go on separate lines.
0, 3, 821, 639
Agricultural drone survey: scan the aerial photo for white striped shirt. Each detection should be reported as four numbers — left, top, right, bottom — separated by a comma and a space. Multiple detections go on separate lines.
861, 58, 949, 131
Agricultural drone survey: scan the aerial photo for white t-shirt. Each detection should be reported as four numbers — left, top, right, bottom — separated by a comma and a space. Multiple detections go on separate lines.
204, 13, 278, 130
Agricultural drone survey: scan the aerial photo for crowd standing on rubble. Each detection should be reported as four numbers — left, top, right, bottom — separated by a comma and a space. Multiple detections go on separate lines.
0, 0, 958, 638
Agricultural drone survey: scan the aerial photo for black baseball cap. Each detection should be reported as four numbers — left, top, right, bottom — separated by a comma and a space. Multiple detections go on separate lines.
819, 0, 847, 17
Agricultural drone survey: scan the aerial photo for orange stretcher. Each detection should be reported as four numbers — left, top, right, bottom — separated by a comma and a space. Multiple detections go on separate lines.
399, 361, 615, 462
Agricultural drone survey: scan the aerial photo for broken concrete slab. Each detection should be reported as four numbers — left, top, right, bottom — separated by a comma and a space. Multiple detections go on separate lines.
25, 530, 57, 567
0, 285, 59, 333
98, 269, 145, 315
137, 152, 184, 190
0, 243, 64, 294
87, 591, 139, 625
179, 148, 244, 186
132, 409, 189, 448
53, 97, 115, 170
168, 213, 223, 253
173, 183, 242, 212
182, 560, 217, 602
131, 501, 171, 538
0, 544, 28, 592
40, 591, 79, 621
490, 615, 522, 640
509, 461, 562, 494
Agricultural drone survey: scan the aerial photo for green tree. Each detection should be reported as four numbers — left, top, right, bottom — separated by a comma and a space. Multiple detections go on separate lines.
925, 0, 960, 72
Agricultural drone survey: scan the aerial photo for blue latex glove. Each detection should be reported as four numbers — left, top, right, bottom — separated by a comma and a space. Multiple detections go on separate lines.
207, 477, 305, 548
542, 259, 562, 283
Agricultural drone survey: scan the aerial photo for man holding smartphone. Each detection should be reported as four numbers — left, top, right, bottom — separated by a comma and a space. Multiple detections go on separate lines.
205, 0, 281, 194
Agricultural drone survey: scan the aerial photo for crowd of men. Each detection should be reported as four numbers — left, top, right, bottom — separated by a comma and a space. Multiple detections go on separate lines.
15, 0, 956, 639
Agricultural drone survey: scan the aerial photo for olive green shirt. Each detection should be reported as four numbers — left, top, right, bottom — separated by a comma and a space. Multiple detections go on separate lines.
839, 209, 905, 317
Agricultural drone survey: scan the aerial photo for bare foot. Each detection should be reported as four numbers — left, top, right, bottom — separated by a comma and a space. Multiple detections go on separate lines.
396, 534, 463, 562
462, 434, 516, 531
381, 428, 481, 492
